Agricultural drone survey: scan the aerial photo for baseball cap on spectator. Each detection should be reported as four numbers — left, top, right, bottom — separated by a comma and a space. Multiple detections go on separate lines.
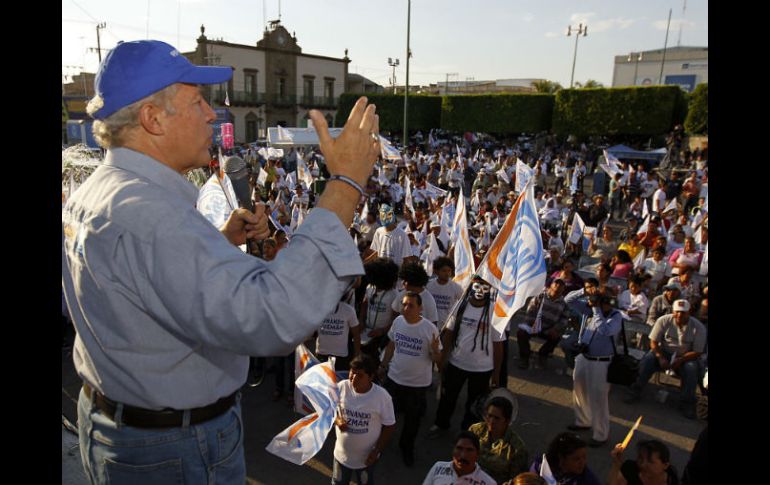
90, 40, 233, 120
673, 299, 690, 312
663, 282, 682, 292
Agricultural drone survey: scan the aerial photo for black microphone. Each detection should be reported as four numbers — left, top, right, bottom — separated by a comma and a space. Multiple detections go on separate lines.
223, 155, 254, 213
223, 155, 261, 256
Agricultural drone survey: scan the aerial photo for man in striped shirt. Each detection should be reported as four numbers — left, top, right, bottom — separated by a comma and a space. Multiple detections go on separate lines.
516, 279, 572, 369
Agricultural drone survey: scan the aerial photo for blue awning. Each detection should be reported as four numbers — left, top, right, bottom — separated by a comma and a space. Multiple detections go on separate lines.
607, 144, 667, 162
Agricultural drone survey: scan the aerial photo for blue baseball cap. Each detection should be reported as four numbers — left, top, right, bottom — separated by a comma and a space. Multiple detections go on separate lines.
90, 40, 233, 120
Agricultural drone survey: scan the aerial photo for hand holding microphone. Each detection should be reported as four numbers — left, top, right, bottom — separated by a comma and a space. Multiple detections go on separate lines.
222, 155, 269, 252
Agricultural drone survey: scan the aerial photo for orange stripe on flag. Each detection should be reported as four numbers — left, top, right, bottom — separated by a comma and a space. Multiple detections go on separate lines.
487, 192, 524, 280
287, 413, 319, 441
320, 364, 338, 383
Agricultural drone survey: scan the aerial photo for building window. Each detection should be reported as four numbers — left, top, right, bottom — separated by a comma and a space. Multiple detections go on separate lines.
303, 78, 314, 104
325, 113, 334, 128
245, 72, 257, 97
324, 79, 334, 103
277, 78, 286, 98
245, 112, 258, 142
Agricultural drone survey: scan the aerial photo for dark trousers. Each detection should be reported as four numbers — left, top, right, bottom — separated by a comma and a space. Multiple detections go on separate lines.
383, 379, 428, 453
499, 330, 510, 387
435, 363, 492, 431
516, 329, 561, 359
274, 352, 296, 393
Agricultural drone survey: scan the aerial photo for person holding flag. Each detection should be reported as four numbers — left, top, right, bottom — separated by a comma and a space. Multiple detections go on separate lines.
529, 432, 601, 485
332, 354, 396, 485
428, 276, 506, 437
608, 440, 679, 485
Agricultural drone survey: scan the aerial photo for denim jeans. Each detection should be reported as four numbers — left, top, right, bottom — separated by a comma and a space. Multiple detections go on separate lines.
331, 459, 376, 485
78, 387, 245, 485
634, 351, 701, 404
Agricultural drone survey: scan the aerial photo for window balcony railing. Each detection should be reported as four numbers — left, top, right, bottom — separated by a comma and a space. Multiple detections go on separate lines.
214, 90, 266, 106
298, 95, 337, 108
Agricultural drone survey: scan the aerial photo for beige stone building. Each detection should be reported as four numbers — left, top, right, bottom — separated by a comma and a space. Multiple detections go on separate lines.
185, 21, 350, 143
611, 46, 707, 92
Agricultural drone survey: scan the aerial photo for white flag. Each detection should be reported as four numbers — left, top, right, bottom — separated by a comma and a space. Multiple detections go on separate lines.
699, 242, 708, 275
451, 191, 475, 289
256, 167, 268, 187
515, 159, 534, 193
421, 233, 442, 277
633, 246, 647, 270
360, 201, 369, 222
224, 90, 230, 107
637, 214, 650, 236
568, 213, 587, 245
539, 454, 557, 485
404, 177, 415, 216
662, 197, 678, 215
496, 168, 510, 184
642, 199, 649, 218
379, 136, 402, 161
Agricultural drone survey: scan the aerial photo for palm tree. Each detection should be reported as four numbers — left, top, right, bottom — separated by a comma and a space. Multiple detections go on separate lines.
574, 79, 604, 89
532, 80, 563, 94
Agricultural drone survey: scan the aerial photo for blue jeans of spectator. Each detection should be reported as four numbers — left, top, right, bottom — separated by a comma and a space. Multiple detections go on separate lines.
635, 351, 700, 404
77, 388, 245, 485
332, 459, 376, 485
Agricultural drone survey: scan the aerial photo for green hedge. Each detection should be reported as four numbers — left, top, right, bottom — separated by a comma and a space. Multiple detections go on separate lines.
336, 93, 441, 131
338, 87, 688, 136
684, 83, 707, 135
440, 94, 554, 133
552, 86, 684, 136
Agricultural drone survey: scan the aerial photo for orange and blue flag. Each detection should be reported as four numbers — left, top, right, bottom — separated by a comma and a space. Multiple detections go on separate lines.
476, 182, 546, 334
266, 351, 339, 465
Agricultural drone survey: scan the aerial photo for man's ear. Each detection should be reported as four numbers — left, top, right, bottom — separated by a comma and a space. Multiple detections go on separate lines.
137, 103, 167, 136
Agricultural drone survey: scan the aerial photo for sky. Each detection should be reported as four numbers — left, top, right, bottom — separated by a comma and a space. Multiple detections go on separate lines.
63, 0, 707, 89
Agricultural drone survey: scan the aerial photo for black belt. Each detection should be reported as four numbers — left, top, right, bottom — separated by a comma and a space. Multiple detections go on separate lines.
584, 356, 612, 362
83, 382, 236, 429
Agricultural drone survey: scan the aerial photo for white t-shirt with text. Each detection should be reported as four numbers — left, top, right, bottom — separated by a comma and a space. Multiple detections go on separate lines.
334, 380, 396, 470
426, 279, 465, 327
387, 316, 441, 387
316, 302, 359, 357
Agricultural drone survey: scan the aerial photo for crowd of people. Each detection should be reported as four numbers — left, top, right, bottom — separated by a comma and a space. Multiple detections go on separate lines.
62, 38, 707, 485
193, 128, 708, 484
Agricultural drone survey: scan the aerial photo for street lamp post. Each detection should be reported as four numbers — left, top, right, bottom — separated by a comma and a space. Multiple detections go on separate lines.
403, 0, 411, 148
566, 23, 588, 88
628, 52, 643, 86
388, 57, 400, 93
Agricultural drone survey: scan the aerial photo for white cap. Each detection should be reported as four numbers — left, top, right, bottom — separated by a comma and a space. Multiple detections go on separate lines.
673, 299, 690, 312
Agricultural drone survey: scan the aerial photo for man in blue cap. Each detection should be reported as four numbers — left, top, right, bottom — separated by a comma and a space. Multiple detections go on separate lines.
63, 39, 381, 484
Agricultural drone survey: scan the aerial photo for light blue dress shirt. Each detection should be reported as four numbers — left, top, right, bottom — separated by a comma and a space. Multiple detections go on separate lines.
62, 147, 363, 410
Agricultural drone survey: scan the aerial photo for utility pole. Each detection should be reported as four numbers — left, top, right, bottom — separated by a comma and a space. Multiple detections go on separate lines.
445, 72, 457, 95
660, 8, 672, 84
96, 22, 106, 62
403, 0, 411, 147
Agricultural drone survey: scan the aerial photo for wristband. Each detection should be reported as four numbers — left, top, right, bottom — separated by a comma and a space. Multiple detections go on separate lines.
328, 175, 366, 197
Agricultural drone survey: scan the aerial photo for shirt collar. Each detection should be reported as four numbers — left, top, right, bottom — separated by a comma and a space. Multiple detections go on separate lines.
104, 147, 199, 205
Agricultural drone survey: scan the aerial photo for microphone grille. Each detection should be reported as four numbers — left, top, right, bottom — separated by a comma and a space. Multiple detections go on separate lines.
222, 156, 247, 175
